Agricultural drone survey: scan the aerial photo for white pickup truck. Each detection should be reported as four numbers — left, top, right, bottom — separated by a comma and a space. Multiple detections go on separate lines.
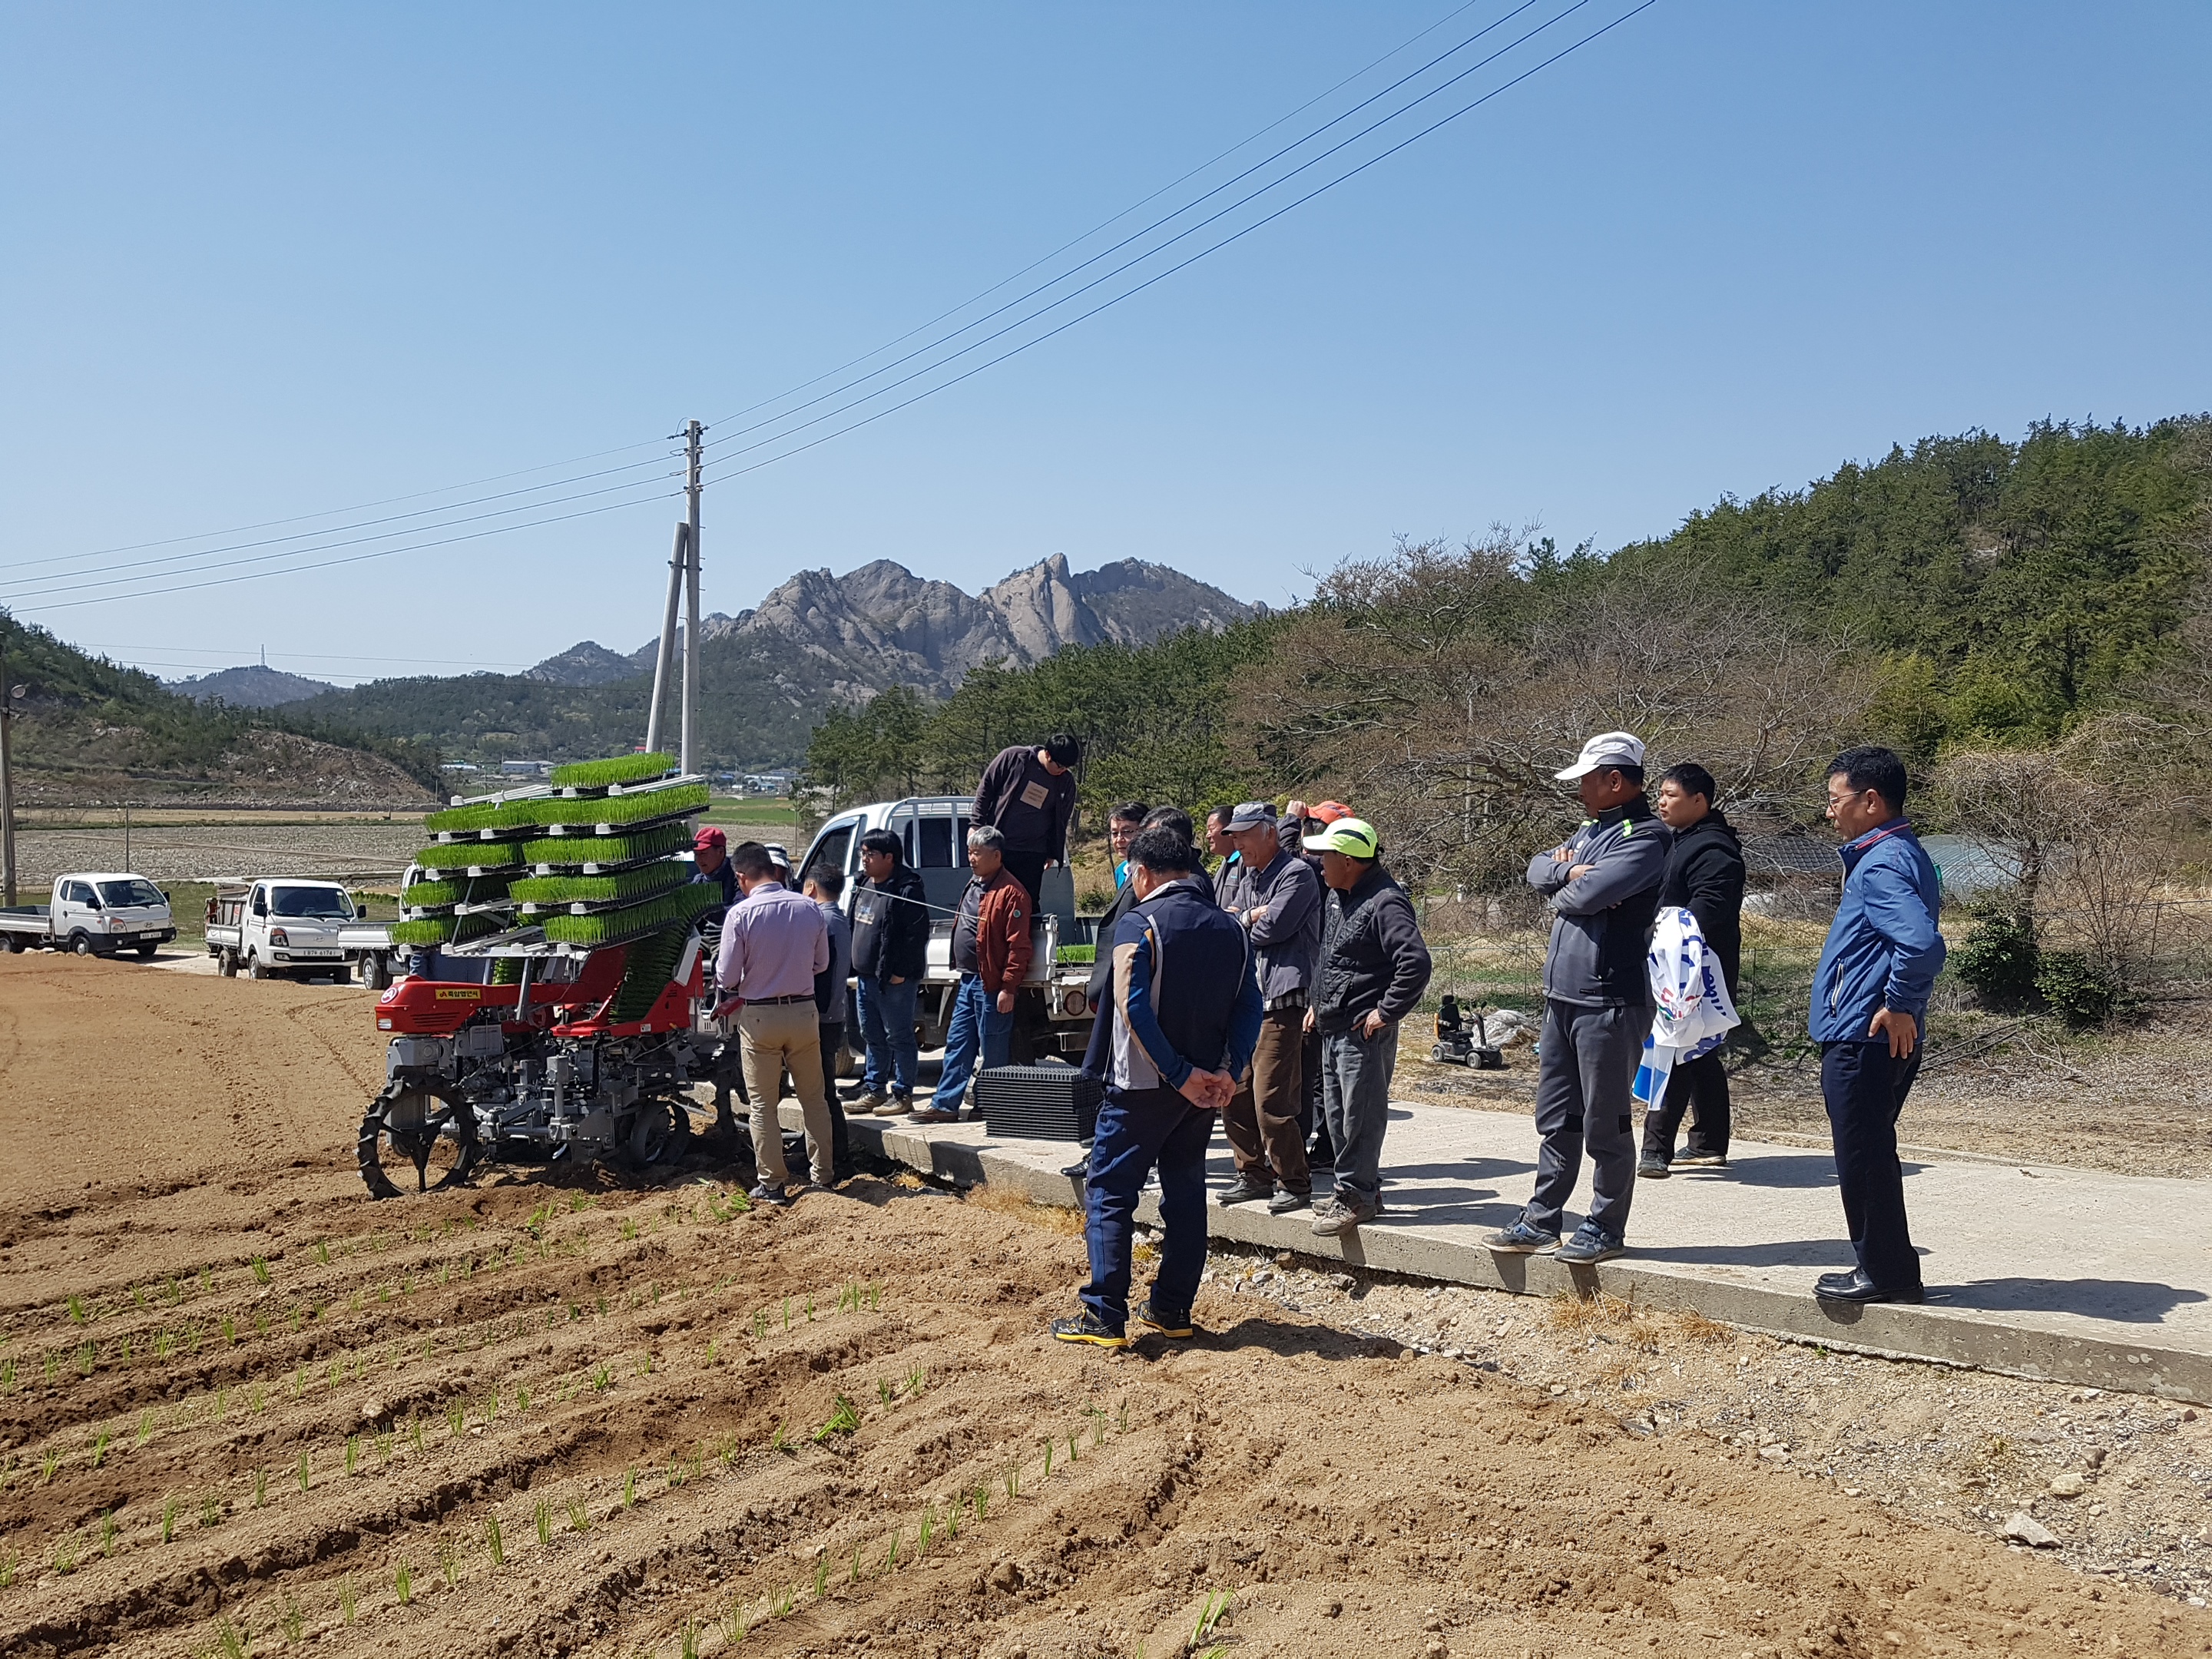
0, 873, 177, 958
794, 796, 1098, 1061
205, 878, 396, 986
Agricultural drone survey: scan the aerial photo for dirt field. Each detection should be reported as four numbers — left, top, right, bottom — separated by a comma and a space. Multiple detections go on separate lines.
5, 957, 2212, 1658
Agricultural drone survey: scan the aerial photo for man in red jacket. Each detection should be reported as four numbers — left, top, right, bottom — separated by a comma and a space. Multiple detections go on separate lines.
916, 824, 1035, 1122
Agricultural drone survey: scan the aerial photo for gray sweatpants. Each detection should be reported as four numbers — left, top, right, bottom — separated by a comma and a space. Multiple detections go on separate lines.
1320, 1022, 1399, 1206
1525, 999, 1643, 1241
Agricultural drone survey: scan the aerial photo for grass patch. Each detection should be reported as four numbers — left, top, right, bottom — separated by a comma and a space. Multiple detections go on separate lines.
964, 1183, 1083, 1236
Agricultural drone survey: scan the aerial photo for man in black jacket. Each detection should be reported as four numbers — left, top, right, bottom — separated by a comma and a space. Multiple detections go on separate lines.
849, 830, 930, 1114
1641, 761, 1745, 1175
971, 734, 1079, 909
1303, 817, 1432, 1237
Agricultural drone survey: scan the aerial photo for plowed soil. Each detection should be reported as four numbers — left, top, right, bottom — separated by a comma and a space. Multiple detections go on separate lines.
3, 955, 2207, 1658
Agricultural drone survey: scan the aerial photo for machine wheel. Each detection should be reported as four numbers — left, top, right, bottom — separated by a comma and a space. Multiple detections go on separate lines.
621, 1098, 692, 1171
359, 1080, 481, 1199
247, 953, 270, 981
135, 943, 157, 960
71, 932, 95, 957
218, 948, 239, 977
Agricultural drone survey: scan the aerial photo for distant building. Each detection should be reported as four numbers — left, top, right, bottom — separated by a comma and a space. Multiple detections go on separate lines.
439, 763, 480, 773
501, 760, 554, 777
740, 770, 796, 795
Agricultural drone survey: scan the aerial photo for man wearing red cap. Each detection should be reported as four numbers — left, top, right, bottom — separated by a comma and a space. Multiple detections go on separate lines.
693, 826, 738, 912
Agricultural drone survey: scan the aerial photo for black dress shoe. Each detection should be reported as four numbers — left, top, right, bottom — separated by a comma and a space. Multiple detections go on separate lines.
1814, 1269, 1923, 1304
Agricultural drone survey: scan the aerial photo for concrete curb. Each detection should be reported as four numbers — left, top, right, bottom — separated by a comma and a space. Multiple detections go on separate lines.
815, 1109, 2212, 1405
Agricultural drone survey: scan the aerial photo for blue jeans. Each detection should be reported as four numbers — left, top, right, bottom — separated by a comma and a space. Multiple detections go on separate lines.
1080, 1084, 1213, 1331
1319, 1022, 1399, 1206
855, 975, 919, 1099
932, 973, 1012, 1111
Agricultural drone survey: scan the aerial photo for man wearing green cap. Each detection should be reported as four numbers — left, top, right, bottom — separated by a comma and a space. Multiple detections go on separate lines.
1302, 816, 1431, 1237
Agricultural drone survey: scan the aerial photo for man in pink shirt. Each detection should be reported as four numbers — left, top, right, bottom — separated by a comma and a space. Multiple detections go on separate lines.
714, 841, 834, 1204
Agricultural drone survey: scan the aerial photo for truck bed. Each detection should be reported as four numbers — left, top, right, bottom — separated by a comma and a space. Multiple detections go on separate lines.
0, 906, 55, 936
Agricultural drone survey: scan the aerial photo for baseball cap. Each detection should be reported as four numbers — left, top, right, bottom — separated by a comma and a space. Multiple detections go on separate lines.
693, 826, 727, 851
1226, 800, 1278, 832
1554, 731, 1646, 782
764, 843, 793, 869
1303, 816, 1380, 859
1307, 800, 1353, 824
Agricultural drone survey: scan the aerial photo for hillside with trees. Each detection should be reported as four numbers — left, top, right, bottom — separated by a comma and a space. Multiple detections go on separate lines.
0, 613, 441, 804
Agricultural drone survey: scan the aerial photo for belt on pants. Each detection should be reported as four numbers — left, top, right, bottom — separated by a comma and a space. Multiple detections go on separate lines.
737, 992, 814, 1005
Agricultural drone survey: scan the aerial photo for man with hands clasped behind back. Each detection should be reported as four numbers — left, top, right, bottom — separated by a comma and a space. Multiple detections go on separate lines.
1051, 826, 1261, 1349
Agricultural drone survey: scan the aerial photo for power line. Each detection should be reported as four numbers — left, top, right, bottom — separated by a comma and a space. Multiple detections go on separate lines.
15, 434, 677, 574
702, 0, 1551, 460
81, 645, 541, 671
705, 0, 1660, 489
9, 486, 684, 617
701, 0, 1495, 434
702, 0, 1621, 481
0, 466, 684, 604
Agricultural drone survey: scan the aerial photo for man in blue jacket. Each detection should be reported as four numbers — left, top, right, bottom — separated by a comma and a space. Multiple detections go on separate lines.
1810, 747, 1946, 1303
1053, 826, 1262, 1349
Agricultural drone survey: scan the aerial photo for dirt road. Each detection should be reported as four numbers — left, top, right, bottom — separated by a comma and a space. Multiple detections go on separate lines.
2, 955, 2207, 1657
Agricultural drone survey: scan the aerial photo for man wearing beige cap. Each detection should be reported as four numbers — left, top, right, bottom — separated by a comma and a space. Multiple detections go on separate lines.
1488, 731, 1665, 1266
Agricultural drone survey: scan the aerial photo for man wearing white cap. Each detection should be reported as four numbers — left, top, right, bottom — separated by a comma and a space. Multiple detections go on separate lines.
1488, 731, 1666, 1265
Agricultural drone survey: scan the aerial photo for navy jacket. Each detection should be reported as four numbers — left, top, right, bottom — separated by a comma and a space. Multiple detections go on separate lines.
1313, 864, 1432, 1034
1107, 876, 1262, 1094
1809, 819, 1945, 1043
849, 863, 930, 982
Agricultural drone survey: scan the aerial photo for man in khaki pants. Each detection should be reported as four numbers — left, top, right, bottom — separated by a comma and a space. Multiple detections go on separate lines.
713, 841, 834, 1205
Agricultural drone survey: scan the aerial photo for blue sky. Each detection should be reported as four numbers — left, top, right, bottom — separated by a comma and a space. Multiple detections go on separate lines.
3, 2, 2207, 685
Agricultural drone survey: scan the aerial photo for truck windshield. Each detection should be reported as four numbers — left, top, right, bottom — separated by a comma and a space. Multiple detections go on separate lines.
98, 879, 164, 908
271, 886, 353, 920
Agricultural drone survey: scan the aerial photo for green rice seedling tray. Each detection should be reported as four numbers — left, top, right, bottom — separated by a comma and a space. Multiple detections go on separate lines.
521, 821, 692, 871
1056, 943, 1096, 965
610, 924, 692, 1022
541, 881, 717, 948
509, 863, 688, 909
389, 912, 505, 949
534, 780, 710, 834
550, 752, 675, 792
399, 874, 510, 912
413, 842, 527, 874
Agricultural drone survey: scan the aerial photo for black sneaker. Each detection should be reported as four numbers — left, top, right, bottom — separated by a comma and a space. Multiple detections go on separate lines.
1556, 1223, 1624, 1265
1637, 1155, 1671, 1179
1485, 1218, 1561, 1253
1265, 1187, 1312, 1216
1675, 1150, 1729, 1169
1134, 1297, 1195, 1339
1215, 1174, 1275, 1207
747, 1181, 796, 1209
1050, 1310, 1128, 1349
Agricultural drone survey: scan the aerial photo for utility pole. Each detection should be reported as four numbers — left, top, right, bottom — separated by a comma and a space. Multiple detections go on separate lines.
680, 419, 703, 779
123, 802, 131, 873
644, 523, 687, 757
0, 624, 16, 908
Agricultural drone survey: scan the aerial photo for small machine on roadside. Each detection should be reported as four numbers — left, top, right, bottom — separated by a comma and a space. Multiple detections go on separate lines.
357, 753, 724, 1198
1429, 994, 1506, 1070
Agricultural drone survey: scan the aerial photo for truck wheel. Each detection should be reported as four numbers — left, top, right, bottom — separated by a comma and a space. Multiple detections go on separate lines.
247, 954, 270, 981
362, 954, 391, 991
359, 1081, 480, 1199
135, 943, 157, 960
2, 935, 22, 954
71, 932, 95, 957
218, 949, 238, 977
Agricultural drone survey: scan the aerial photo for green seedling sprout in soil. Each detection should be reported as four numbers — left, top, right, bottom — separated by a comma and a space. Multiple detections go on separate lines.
593, 1366, 611, 1392
882, 1531, 899, 1575
447, 1402, 465, 1435
849, 1542, 863, 1586
251, 1257, 271, 1286
720, 1599, 748, 1646
99, 1508, 117, 1557
409, 1415, 425, 1452
315, 1240, 330, 1266
45, 1352, 61, 1384
280, 1593, 304, 1645
395, 1561, 414, 1606
1004, 1463, 1019, 1502
681, 1620, 702, 1659
163, 1496, 179, 1543
535, 1499, 552, 1545
876, 1377, 894, 1406
919, 1508, 934, 1553
1041, 1439, 1053, 1479
568, 1500, 591, 1535
90, 1426, 112, 1468
345, 1436, 358, 1475
624, 1467, 637, 1508
120, 1336, 133, 1365
752, 1310, 767, 1339
1194, 1590, 1233, 1645
0, 1552, 14, 1590
77, 1340, 96, 1375
485, 1511, 506, 1567
41, 1449, 61, 1485
200, 1267, 213, 1295
67, 1294, 86, 1324
212, 1614, 247, 1659
813, 1394, 862, 1442
376, 1431, 392, 1463
296, 1452, 310, 1492
773, 1584, 796, 1618
906, 1362, 926, 1396
718, 1434, 740, 1470
813, 1551, 830, 1598
253, 1467, 268, 1508
782, 1297, 791, 1331
973, 1485, 988, 1524
439, 1536, 459, 1588
201, 1492, 223, 1528
55, 1536, 78, 1577
339, 1575, 356, 1626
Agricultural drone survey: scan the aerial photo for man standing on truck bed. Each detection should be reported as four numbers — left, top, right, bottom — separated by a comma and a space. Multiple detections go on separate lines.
971, 734, 1079, 909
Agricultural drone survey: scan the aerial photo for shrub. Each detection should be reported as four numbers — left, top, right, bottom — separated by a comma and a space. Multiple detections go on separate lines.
1951, 905, 2039, 1008
2035, 950, 2123, 1028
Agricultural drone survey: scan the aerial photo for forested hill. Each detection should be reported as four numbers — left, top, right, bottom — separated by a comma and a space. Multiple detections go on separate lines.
1601, 416, 2210, 757
0, 614, 441, 803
